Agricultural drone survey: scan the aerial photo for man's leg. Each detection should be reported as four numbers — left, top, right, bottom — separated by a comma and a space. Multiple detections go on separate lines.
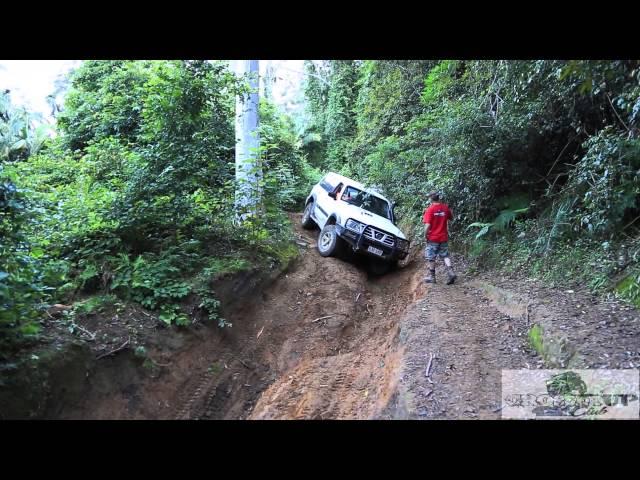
441, 243, 456, 285
424, 243, 437, 283
425, 260, 436, 283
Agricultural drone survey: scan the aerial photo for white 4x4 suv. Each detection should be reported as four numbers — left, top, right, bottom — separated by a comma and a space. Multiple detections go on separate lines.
302, 172, 410, 269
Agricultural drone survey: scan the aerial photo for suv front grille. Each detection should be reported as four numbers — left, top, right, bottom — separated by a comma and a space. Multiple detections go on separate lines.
363, 226, 395, 247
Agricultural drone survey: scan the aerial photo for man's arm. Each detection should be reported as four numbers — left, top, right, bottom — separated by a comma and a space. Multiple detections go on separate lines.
423, 207, 432, 239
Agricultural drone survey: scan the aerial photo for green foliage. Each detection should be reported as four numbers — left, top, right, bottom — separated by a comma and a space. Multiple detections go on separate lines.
134, 345, 147, 358
302, 60, 331, 152
1, 93, 61, 347
303, 59, 640, 299
564, 129, 640, 236
302, 61, 361, 170
467, 222, 494, 240
158, 304, 189, 327
259, 98, 319, 210
616, 270, 640, 307
73, 294, 117, 315
109, 252, 191, 311
528, 324, 545, 356
422, 60, 457, 104
467, 203, 529, 239
194, 284, 223, 327
3, 59, 308, 347
0, 165, 49, 348
1, 91, 51, 162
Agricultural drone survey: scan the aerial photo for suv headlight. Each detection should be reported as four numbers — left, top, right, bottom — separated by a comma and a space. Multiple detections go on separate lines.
345, 218, 366, 233
397, 239, 409, 251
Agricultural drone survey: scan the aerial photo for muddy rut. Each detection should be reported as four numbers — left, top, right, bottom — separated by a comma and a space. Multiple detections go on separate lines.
172, 214, 418, 420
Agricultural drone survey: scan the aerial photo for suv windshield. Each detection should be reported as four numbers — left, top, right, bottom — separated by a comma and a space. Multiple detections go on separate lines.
341, 186, 391, 220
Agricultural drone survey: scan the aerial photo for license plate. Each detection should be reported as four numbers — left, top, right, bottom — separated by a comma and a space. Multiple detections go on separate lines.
367, 246, 383, 256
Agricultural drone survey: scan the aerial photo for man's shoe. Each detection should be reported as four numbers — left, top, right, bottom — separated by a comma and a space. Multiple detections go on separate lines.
424, 270, 436, 284
446, 270, 457, 285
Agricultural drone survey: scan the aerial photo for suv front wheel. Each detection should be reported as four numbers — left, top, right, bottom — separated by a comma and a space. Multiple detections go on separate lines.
317, 224, 343, 257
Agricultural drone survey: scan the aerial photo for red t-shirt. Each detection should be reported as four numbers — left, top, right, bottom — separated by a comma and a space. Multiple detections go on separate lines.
422, 203, 452, 242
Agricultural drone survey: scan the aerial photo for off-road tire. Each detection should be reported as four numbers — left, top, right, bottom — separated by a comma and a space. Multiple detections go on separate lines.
301, 202, 316, 230
317, 224, 343, 257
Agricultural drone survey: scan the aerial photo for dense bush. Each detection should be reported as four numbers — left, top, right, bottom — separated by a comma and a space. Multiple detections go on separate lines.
302, 59, 640, 297
2, 60, 311, 347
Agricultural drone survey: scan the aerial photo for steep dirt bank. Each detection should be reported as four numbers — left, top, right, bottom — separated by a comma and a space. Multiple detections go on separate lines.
0, 255, 296, 419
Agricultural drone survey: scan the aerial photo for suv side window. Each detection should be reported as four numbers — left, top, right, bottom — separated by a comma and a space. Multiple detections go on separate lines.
319, 176, 334, 193
341, 186, 361, 204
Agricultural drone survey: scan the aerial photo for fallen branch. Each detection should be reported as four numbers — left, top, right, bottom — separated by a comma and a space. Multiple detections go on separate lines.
425, 353, 434, 376
425, 353, 435, 383
256, 326, 265, 339
419, 386, 433, 398
96, 337, 130, 360
74, 323, 96, 341
311, 313, 349, 324
238, 358, 252, 369
312, 315, 334, 323
355, 293, 361, 303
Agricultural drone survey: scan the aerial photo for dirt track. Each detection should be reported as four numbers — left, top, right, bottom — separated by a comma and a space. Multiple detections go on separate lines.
169, 214, 540, 420
43, 213, 639, 420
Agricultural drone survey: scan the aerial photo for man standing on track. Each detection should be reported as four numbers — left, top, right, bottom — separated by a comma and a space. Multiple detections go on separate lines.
423, 192, 456, 285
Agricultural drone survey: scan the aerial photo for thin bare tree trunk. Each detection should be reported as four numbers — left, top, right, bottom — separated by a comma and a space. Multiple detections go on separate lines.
235, 60, 261, 219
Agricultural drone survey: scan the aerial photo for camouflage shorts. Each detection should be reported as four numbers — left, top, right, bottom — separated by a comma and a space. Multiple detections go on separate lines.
425, 241, 449, 261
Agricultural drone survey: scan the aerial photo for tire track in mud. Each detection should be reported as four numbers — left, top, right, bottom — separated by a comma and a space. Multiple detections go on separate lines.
174, 369, 218, 420
247, 230, 421, 420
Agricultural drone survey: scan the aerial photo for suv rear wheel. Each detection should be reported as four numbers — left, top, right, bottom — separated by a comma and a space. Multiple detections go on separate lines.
317, 224, 343, 257
301, 202, 316, 229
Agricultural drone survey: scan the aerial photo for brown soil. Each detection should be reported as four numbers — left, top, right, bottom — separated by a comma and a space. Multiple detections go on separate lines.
4, 213, 640, 420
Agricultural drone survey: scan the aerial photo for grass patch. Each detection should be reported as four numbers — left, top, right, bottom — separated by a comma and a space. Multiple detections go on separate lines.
528, 324, 545, 356
73, 294, 119, 316
464, 232, 629, 296
616, 271, 640, 308
200, 256, 252, 280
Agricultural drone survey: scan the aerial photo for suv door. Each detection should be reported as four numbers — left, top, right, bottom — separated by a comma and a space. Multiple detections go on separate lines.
315, 180, 341, 228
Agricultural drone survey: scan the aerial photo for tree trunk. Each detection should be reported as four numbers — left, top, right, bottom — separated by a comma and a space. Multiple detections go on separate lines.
235, 60, 261, 218
263, 60, 274, 101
